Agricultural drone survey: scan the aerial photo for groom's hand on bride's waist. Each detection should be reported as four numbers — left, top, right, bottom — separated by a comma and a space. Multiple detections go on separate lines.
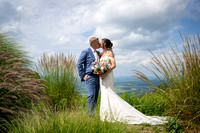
83, 75, 90, 81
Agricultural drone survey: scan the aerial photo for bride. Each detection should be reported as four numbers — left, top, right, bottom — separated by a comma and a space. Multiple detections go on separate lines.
99, 38, 166, 125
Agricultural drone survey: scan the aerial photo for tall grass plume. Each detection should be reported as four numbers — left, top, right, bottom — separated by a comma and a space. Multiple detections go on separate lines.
36, 53, 81, 109
134, 32, 200, 131
0, 33, 49, 132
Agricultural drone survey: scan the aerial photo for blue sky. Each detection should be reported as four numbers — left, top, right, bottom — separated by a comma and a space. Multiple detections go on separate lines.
0, 0, 200, 77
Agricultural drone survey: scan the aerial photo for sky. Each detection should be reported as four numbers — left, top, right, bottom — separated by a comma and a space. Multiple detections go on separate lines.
0, 0, 200, 77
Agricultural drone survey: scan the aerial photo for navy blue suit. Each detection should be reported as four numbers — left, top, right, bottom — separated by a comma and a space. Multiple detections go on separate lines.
77, 47, 100, 116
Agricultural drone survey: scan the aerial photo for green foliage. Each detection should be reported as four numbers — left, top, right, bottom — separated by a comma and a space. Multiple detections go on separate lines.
36, 53, 81, 109
152, 126, 161, 132
120, 92, 169, 116
164, 116, 185, 133
0, 33, 49, 132
134, 32, 200, 130
79, 95, 88, 108
120, 92, 139, 106
140, 123, 151, 126
8, 106, 136, 133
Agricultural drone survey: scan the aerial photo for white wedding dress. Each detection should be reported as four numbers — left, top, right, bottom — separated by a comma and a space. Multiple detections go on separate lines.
100, 56, 167, 125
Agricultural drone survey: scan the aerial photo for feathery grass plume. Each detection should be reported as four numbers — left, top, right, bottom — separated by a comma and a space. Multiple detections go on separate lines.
0, 33, 31, 67
0, 33, 49, 132
133, 32, 200, 131
36, 53, 81, 110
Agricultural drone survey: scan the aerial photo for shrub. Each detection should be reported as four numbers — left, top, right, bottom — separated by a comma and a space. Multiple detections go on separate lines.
36, 53, 81, 109
134, 32, 200, 131
120, 92, 168, 116
164, 116, 185, 133
0, 33, 49, 132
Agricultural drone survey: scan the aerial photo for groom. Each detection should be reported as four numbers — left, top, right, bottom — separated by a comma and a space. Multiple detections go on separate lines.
77, 37, 100, 116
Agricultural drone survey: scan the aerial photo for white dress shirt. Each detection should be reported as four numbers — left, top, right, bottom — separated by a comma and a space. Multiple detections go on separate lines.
90, 47, 99, 62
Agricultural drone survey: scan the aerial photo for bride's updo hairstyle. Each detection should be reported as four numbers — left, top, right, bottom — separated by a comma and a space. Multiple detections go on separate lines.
102, 38, 113, 50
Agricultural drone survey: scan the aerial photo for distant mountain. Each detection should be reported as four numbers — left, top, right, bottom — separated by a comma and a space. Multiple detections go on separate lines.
78, 76, 161, 96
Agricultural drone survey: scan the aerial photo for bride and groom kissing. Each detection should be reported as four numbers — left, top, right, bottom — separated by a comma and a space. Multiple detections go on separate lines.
77, 37, 166, 125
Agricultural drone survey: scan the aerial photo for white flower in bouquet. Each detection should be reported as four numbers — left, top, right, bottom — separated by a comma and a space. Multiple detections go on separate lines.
92, 59, 111, 75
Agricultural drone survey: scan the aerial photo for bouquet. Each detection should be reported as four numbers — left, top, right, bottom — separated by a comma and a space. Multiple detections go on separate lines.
92, 59, 111, 75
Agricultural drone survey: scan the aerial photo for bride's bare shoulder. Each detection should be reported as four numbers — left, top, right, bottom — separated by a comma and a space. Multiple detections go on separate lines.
107, 51, 115, 58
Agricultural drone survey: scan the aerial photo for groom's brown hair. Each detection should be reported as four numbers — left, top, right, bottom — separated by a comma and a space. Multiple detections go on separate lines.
89, 37, 98, 46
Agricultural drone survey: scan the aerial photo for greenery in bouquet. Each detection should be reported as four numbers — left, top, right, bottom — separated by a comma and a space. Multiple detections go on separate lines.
92, 61, 102, 75
92, 59, 111, 75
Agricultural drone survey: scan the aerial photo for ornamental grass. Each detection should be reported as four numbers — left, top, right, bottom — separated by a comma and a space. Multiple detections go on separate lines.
134, 32, 200, 131
0, 33, 49, 132
36, 53, 81, 110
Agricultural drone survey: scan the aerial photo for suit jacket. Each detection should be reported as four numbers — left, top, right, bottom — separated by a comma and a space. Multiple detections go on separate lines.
77, 47, 100, 82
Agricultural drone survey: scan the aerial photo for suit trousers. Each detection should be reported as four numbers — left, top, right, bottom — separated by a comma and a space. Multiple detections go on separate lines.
85, 74, 100, 116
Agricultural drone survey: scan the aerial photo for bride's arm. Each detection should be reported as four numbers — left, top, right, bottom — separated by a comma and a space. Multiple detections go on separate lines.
101, 52, 116, 79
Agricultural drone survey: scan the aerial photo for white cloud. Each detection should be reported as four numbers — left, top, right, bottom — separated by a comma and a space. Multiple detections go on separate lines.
0, 0, 198, 76
173, 25, 183, 30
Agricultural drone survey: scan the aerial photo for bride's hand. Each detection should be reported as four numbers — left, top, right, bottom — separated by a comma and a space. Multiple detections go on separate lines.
101, 73, 106, 79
